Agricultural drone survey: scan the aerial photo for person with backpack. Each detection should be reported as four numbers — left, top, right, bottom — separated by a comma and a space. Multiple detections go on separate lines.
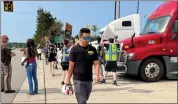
61, 39, 70, 85
100, 38, 119, 86
48, 43, 57, 76
96, 37, 104, 77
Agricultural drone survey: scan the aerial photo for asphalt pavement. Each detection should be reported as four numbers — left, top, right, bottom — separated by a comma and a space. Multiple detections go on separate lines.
1, 49, 27, 103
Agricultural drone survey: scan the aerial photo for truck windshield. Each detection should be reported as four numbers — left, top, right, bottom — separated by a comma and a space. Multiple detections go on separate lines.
140, 16, 171, 35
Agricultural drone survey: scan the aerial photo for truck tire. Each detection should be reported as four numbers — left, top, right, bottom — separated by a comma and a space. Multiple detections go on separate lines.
139, 58, 164, 82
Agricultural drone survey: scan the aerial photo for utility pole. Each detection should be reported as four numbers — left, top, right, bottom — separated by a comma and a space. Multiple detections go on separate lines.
114, 1, 117, 20
118, 1, 120, 18
137, 1, 139, 14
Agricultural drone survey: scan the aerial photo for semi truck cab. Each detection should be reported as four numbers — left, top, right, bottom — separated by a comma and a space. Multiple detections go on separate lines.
121, 1, 178, 82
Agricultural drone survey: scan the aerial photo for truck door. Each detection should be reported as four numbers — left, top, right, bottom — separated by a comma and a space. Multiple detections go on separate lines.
167, 16, 178, 56
166, 16, 178, 78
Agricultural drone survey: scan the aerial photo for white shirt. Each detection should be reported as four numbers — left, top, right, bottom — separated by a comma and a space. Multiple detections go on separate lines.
37, 48, 42, 54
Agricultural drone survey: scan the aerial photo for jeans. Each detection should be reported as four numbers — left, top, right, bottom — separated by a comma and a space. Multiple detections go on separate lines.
25, 61, 38, 94
73, 80, 92, 104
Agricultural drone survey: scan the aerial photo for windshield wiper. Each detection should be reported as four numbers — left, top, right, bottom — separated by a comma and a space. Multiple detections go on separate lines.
146, 31, 157, 34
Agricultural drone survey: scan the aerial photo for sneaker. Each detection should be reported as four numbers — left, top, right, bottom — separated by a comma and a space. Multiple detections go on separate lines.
4, 90, 16, 93
61, 81, 65, 85
34, 92, 38, 95
112, 81, 117, 86
1, 89, 4, 92
100, 79, 106, 84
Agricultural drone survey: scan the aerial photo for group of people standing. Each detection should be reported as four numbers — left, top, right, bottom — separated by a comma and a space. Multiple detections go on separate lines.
42, 39, 75, 80
1, 36, 38, 95
1, 27, 120, 103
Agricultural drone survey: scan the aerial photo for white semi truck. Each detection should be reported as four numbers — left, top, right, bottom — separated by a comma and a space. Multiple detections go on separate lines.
100, 14, 140, 41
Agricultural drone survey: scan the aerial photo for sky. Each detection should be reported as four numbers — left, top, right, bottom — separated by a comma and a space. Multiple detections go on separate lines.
1, 1, 164, 42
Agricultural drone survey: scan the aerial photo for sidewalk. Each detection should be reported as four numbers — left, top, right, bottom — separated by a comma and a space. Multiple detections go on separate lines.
13, 57, 177, 103
13, 60, 45, 103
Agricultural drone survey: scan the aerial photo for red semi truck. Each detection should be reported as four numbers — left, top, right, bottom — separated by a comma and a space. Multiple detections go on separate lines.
120, 1, 178, 82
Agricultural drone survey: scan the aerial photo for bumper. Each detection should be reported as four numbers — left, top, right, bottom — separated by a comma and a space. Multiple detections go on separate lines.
116, 60, 142, 75
126, 60, 142, 75
116, 62, 127, 74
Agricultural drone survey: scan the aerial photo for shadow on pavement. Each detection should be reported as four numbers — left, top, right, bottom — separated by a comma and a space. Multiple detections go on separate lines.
46, 88, 62, 94
96, 74, 177, 86
18, 88, 61, 94
92, 87, 133, 92
17, 89, 45, 95
92, 87, 155, 94
53, 74, 62, 77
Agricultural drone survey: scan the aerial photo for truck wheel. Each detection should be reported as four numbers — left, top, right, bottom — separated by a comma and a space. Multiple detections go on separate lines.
139, 58, 164, 82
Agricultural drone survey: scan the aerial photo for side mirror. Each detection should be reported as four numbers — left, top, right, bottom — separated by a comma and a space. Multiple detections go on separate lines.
131, 33, 136, 38
130, 33, 135, 48
172, 20, 178, 40
173, 20, 178, 33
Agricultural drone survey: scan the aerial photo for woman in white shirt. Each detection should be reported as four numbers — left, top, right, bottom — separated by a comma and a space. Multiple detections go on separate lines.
37, 44, 42, 60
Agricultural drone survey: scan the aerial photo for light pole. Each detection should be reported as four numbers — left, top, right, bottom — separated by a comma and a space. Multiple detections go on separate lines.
137, 1, 139, 14
118, 1, 120, 18
114, 1, 117, 20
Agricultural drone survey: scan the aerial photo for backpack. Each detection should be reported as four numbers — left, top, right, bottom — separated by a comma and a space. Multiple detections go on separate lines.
97, 45, 104, 58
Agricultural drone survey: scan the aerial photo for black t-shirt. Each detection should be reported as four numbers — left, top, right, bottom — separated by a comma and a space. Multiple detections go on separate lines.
1, 47, 12, 66
70, 44, 98, 81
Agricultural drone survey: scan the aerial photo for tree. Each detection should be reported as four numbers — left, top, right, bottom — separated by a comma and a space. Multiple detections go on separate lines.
49, 19, 64, 43
33, 8, 63, 47
91, 25, 98, 37
91, 25, 99, 41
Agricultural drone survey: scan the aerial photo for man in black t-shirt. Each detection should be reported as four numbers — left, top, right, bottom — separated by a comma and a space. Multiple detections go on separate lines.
65, 28, 100, 104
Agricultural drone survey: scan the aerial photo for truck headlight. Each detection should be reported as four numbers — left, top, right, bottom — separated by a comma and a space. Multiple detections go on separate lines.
128, 53, 134, 60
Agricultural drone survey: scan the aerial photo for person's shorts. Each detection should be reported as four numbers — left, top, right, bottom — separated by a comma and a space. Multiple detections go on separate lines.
105, 61, 118, 72
48, 56, 56, 62
48, 53, 56, 62
61, 62, 69, 71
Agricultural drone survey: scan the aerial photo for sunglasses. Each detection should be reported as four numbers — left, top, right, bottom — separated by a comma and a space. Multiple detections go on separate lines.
82, 36, 91, 41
